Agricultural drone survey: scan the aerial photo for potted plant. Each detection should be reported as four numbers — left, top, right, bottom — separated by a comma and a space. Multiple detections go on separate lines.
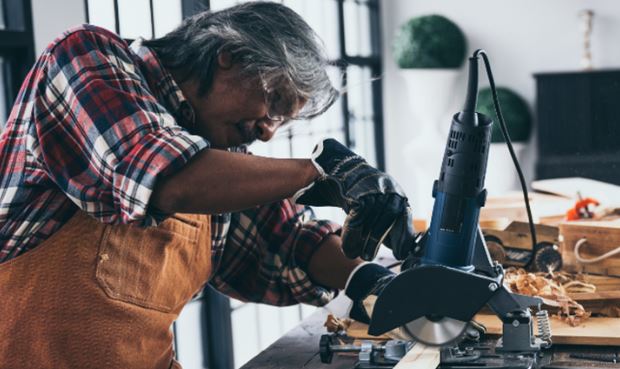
476, 87, 533, 193
393, 14, 467, 138
393, 14, 467, 69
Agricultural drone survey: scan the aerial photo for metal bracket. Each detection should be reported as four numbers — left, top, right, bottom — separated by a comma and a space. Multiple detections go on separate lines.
471, 227, 553, 352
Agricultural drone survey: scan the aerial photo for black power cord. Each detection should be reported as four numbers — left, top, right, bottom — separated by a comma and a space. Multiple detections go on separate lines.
473, 49, 538, 250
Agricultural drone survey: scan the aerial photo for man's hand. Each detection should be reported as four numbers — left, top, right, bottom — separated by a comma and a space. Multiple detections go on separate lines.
344, 263, 395, 324
293, 139, 414, 260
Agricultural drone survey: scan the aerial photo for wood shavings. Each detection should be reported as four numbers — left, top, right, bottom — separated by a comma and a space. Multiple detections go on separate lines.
562, 280, 597, 294
324, 314, 352, 333
503, 268, 595, 326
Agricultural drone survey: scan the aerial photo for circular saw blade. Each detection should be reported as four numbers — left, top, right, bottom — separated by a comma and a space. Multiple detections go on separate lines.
401, 316, 468, 346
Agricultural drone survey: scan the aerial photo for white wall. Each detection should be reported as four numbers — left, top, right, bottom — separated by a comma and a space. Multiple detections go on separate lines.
380, 0, 620, 216
31, 0, 87, 55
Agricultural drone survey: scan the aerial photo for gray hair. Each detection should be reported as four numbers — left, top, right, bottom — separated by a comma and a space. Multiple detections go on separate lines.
143, 1, 339, 119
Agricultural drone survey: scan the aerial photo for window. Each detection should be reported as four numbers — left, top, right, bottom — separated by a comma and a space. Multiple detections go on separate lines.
0, 0, 35, 128
85, 0, 185, 39
84, 1, 384, 368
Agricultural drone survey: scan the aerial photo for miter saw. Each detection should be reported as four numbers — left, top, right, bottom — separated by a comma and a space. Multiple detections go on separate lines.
367, 50, 552, 364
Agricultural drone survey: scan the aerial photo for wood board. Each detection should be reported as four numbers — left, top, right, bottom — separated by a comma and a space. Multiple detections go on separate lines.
393, 343, 440, 369
531, 177, 620, 206
578, 274, 620, 291
570, 290, 620, 302
566, 290, 620, 316
480, 191, 574, 224
345, 322, 439, 369
474, 314, 620, 346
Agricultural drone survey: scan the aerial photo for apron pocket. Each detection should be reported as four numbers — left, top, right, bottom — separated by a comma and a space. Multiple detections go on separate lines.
96, 215, 203, 312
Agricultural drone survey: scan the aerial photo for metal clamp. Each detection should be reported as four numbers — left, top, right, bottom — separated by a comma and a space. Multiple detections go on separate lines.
319, 334, 413, 365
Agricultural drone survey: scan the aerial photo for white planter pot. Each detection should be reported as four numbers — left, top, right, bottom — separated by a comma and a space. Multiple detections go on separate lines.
485, 142, 527, 195
397, 69, 461, 216
401, 69, 461, 139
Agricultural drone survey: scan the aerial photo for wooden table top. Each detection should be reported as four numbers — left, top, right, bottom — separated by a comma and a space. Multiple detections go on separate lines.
241, 295, 620, 369
239, 296, 356, 369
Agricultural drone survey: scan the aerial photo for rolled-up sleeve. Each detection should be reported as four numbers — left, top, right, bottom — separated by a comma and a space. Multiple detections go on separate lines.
34, 30, 208, 225
210, 199, 341, 306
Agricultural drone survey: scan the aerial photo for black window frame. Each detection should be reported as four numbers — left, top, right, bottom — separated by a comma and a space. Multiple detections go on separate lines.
0, 0, 35, 122
335, 0, 385, 170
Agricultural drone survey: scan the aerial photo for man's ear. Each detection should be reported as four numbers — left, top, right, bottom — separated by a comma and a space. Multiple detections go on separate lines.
217, 51, 233, 70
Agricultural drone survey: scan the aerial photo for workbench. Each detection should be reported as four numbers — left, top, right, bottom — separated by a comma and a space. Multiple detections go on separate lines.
239, 295, 357, 369
240, 295, 620, 369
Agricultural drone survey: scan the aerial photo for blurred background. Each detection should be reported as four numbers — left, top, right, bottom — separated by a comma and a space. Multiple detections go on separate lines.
1, 0, 619, 367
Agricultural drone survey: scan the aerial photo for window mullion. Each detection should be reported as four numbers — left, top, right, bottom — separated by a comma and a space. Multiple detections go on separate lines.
336, 0, 352, 148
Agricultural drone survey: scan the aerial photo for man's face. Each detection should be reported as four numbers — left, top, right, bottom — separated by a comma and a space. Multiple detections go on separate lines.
177, 55, 299, 149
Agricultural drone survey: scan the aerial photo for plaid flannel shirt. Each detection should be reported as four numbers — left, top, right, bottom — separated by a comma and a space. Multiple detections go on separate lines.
0, 24, 339, 306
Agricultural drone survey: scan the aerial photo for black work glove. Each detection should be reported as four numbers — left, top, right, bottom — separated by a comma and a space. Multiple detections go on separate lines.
345, 263, 395, 324
293, 138, 415, 260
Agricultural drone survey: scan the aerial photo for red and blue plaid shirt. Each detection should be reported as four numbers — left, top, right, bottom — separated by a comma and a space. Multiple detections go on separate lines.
0, 24, 339, 306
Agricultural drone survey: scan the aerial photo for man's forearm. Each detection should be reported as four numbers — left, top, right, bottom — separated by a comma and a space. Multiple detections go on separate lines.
308, 235, 362, 289
151, 148, 319, 214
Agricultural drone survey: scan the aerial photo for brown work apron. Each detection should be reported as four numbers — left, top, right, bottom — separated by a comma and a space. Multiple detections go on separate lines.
0, 210, 212, 369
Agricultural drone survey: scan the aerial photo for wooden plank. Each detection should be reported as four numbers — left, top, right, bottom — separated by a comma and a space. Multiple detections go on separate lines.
345, 316, 440, 368
581, 274, 620, 291
393, 343, 440, 369
343, 323, 440, 368
474, 314, 620, 346
480, 192, 574, 223
413, 218, 428, 232
569, 290, 620, 302
568, 291, 620, 315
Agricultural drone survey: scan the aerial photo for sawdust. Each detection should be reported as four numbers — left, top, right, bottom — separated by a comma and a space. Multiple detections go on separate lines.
503, 267, 595, 326
324, 314, 352, 333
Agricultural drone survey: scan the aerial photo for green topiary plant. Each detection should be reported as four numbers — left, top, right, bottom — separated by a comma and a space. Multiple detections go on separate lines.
477, 87, 532, 143
393, 15, 467, 69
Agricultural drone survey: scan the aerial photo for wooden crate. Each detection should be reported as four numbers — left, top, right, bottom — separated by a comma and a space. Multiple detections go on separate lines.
559, 220, 620, 276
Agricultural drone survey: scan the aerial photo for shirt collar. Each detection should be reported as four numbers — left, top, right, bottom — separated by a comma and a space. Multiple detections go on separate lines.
129, 38, 196, 129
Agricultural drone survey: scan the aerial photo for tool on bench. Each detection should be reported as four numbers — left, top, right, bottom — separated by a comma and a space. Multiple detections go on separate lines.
565, 192, 600, 221
482, 221, 563, 273
366, 50, 552, 354
320, 334, 414, 368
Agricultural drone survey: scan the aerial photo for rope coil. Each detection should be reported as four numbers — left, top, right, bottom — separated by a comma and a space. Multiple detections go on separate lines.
574, 238, 620, 264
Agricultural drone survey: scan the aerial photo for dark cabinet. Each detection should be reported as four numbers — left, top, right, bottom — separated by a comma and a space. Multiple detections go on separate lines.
534, 70, 620, 184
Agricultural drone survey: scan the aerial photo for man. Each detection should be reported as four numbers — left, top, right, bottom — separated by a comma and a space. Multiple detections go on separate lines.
0, 2, 414, 368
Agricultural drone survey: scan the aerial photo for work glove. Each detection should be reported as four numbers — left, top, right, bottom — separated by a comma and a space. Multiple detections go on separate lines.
293, 138, 415, 260
344, 263, 395, 324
